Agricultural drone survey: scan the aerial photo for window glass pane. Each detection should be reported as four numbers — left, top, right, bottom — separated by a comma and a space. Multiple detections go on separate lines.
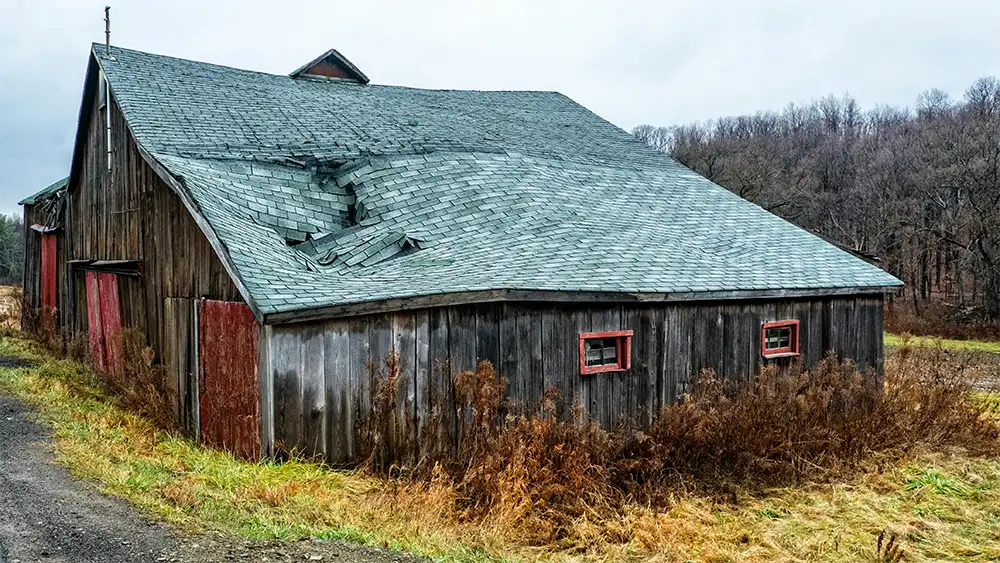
602, 339, 617, 363
586, 351, 602, 365
584, 337, 620, 367
765, 327, 791, 350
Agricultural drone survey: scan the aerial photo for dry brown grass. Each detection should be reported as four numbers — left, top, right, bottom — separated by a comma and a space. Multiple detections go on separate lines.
0, 285, 22, 334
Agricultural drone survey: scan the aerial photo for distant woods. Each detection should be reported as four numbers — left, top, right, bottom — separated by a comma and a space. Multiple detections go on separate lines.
0, 214, 24, 286
634, 77, 1000, 321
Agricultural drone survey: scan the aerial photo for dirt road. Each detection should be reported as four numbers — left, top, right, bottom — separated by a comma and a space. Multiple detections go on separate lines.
0, 394, 422, 563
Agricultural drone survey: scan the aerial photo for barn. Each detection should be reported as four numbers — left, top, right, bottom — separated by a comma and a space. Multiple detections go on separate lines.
20, 43, 902, 461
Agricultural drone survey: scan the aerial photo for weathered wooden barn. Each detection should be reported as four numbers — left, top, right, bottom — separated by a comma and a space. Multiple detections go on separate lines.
21, 43, 902, 461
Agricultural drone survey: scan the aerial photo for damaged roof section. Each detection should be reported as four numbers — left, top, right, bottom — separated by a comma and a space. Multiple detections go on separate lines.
19, 176, 69, 206
19, 176, 70, 232
303, 229, 429, 267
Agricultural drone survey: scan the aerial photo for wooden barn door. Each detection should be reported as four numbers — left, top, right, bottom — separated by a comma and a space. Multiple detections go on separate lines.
163, 298, 198, 437
85, 272, 123, 375
198, 299, 261, 459
39, 233, 57, 330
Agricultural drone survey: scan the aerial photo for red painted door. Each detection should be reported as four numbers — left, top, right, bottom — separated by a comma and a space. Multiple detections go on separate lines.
40, 234, 57, 330
98, 273, 123, 376
85, 271, 122, 375
198, 300, 260, 459
85, 272, 105, 371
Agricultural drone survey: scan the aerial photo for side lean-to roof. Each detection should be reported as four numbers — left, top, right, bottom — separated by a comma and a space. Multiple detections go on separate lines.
19, 176, 69, 206
72, 44, 901, 322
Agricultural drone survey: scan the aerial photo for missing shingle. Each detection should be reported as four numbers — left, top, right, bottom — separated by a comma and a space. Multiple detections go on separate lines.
282, 156, 308, 168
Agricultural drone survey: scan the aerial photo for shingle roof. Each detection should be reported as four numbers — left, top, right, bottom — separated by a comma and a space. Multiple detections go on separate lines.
19, 176, 69, 206
94, 44, 902, 317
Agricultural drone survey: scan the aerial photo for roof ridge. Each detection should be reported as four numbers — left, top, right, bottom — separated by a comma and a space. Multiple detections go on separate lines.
91, 42, 566, 95
92, 42, 288, 79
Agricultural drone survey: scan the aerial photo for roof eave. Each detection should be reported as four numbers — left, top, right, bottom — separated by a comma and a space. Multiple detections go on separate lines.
65, 49, 102, 205
262, 284, 901, 325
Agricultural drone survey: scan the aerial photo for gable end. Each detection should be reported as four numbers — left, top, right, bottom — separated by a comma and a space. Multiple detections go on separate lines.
289, 48, 369, 83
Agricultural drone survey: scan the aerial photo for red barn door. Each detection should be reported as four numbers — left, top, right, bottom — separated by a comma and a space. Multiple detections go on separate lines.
198, 300, 260, 459
85, 272, 122, 374
40, 233, 57, 330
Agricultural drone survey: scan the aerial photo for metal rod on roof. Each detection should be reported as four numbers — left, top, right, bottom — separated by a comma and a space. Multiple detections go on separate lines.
104, 6, 111, 56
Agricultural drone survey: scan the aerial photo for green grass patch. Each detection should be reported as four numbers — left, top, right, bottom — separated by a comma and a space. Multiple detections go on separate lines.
2, 335, 1000, 561
885, 332, 1000, 353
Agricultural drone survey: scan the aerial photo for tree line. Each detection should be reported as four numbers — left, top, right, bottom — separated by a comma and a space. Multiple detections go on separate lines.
634, 77, 1000, 320
0, 214, 24, 286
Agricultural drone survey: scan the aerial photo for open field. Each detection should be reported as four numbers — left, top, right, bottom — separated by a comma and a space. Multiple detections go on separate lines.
0, 284, 19, 329
884, 332, 1000, 354
1, 336, 999, 562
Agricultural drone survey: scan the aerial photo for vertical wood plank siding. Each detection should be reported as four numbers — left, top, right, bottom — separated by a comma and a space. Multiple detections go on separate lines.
60, 92, 242, 358
163, 298, 197, 435
267, 294, 885, 463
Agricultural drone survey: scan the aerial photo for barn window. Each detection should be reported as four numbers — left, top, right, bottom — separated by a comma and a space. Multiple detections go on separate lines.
761, 320, 800, 358
579, 330, 632, 374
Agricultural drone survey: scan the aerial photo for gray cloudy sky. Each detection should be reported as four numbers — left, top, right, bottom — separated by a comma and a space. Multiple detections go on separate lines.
1, 0, 997, 217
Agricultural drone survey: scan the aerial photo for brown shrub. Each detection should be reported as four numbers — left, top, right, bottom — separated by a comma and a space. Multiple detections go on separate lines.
361, 343, 1000, 542
449, 363, 615, 542
620, 349, 1000, 493
358, 349, 406, 472
885, 300, 1000, 341
100, 328, 177, 433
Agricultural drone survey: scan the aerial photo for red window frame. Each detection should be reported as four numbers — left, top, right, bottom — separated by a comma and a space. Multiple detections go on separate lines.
761, 320, 800, 358
579, 330, 633, 375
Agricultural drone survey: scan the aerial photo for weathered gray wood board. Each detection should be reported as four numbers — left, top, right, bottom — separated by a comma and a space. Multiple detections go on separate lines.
162, 297, 197, 436
265, 294, 884, 463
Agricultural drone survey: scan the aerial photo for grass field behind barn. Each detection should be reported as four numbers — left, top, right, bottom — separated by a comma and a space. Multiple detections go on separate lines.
1, 330, 1000, 562
884, 332, 1000, 354
0, 285, 20, 330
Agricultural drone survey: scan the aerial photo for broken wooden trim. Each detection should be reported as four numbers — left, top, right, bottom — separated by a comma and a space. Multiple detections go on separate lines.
70, 259, 143, 277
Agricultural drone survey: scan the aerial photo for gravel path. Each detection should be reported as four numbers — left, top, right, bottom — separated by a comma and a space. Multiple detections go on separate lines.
0, 394, 424, 563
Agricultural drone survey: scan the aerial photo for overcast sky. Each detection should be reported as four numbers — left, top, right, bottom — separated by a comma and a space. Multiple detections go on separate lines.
1, 0, 998, 217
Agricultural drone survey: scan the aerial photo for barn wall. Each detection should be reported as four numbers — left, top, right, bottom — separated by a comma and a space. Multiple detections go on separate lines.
21, 204, 70, 330
63, 87, 242, 357
265, 294, 885, 462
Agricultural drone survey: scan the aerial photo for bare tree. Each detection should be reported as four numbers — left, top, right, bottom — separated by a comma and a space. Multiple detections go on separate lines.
633, 77, 1000, 320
